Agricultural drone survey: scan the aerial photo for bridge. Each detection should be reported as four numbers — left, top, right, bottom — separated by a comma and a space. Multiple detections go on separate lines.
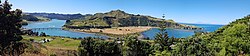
30, 28, 62, 30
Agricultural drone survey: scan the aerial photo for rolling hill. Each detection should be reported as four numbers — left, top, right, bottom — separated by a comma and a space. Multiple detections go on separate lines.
64, 10, 200, 29
174, 15, 250, 55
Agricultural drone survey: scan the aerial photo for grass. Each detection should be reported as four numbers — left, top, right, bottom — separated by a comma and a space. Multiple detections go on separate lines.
70, 18, 109, 26
21, 35, 81, 55
21, 35, 155, 55
22, 35, 81, 50
44, 37, 81, 50
22, 36, 51, 41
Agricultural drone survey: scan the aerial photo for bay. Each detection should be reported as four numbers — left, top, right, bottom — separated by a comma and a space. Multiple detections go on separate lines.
142, 23, 224, 39
23, 19, 108, 38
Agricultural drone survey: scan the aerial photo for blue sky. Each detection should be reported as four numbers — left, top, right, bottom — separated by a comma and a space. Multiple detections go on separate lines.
8, 0, 250, 25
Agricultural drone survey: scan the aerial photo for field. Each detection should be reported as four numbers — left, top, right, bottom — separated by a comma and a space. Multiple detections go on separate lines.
21, 35, 81, 56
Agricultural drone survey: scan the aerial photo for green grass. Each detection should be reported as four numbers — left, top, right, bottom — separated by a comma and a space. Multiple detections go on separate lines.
69, 18, 109, 26
44, 37, 81, 50
22, 35, 81, 50
22, 35, 51, 41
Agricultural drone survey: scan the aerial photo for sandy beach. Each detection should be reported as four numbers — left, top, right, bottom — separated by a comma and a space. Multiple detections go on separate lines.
66, 26, 154, 35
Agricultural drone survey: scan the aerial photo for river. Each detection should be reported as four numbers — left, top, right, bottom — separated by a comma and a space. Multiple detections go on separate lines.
23, 19, 108, 38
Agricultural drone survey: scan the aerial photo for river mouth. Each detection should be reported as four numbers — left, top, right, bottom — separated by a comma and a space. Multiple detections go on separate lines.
23, 19, 223, 39
23, 19, 108, 39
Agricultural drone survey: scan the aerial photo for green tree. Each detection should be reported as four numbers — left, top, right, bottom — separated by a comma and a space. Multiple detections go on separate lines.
39, 32, 46, 36
171, 15, 250, 56
122, 36, 152, 56
172, 37, 213, 56
154, 14, 172, 51
0, 0, 26, 55
78, 37, 94, 56
78, 37, 121, 56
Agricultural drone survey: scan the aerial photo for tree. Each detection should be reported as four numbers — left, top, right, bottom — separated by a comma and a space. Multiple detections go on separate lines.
78, 37, 94, 56
172, 37, 213, 56
0, 0, 26, 55
78, 37, 121, 56
39, 32, 46, 36
170, 15, 250, 56
122, 36, 152, 56
154, 14, 171, 51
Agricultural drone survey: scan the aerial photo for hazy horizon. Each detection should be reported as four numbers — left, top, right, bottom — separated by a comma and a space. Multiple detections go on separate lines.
9, 0, 250, 25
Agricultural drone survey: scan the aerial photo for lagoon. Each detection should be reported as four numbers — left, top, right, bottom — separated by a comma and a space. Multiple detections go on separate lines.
23, 19, 108, 38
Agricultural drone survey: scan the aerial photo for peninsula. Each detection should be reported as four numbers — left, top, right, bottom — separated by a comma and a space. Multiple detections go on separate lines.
63, 10, 201, 35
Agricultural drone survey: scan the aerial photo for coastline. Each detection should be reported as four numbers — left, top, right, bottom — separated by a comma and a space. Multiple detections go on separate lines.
62, 26, 203, 38
62, 26, 155, 38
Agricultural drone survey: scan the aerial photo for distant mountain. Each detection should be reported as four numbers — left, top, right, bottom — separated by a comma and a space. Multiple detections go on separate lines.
65, 10, 200, 29
21, 14, 51, 25
25, 13, 84, 20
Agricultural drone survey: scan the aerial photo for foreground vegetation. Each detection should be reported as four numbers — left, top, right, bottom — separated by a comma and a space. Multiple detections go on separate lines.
77, 15, 250, 56
0, 1, 25, 55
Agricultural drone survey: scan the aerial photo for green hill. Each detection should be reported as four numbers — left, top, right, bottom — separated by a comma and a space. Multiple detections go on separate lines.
207, 15, 250, 55
21, 14, 40, 21
173, 15, 250, 56
64, 10, 200, 29
20, 14, 51, 25
21, 14, 50, 21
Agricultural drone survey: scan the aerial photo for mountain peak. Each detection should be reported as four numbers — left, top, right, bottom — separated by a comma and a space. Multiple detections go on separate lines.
109, 9, 126, 14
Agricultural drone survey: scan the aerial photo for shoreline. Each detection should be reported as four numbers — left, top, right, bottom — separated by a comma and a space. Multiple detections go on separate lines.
63, 26, 155, 38
62, 26, 203, 38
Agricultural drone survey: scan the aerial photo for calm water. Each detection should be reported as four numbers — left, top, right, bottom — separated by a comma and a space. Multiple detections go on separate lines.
184, 23, 224, 32
23, 19, 224, 39
142, 23, 224, 39
23, 19, 108, 38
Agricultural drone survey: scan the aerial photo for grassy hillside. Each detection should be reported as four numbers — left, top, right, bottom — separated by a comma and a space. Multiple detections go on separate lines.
68, 18, 109, 26
21, 14, 50, 21
21, 14, 40, 21
21, 35, 81, 56
172, 15, 250, 56
21, 14, 51, 25
65, 10, 199, 29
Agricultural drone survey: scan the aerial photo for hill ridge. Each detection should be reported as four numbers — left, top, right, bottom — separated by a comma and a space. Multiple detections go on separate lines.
65, 10, 201, 30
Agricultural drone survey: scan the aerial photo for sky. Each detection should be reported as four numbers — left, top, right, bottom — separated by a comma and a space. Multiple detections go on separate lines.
8, 0, 250, 25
